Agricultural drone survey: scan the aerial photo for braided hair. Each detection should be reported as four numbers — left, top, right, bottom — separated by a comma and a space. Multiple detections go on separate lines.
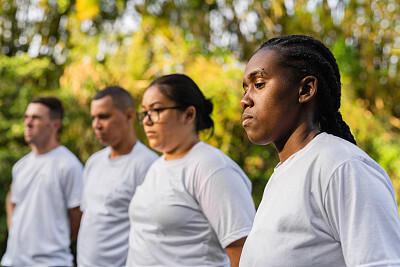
258, 35, 356, 145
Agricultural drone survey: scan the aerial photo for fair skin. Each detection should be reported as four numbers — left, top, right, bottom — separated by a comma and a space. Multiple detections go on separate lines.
141, 85, 245, 266
24, 103, 61, 155
241, 49, 320, 163
7, 102, 81, 241
141, 85, 199, 160
90, 95, 137, 158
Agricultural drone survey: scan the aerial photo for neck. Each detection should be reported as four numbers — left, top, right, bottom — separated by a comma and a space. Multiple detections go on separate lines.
274, 123, 320, 163
164, 136, 200, 161
109, 135, 137, 159
31, 139, 60, 155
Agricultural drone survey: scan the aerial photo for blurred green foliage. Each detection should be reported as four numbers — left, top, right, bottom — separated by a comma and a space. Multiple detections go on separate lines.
1, 0, 400, 257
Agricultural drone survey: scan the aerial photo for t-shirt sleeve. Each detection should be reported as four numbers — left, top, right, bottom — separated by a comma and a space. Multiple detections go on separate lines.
324, 159, 400, 265
196, 167, 256, 248
62, 160, 83, 209
10, 168, 18, 204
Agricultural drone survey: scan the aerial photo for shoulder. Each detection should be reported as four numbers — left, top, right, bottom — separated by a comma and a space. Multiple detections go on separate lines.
189, 142, 238, 171
52, 146, 83, 169
85, 147, 109, 165
300, 133, 386, 182
12, 152, 34, 172
313, 134, 377, 166
132, 141, 159, 164
185, 142, 247, 186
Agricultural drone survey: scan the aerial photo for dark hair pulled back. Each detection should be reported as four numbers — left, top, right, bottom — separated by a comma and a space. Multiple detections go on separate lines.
149, 74, 214, 133
258, 35, 356, 145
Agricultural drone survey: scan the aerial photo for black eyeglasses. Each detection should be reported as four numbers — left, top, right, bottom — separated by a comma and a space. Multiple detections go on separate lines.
137, 106, 182, 125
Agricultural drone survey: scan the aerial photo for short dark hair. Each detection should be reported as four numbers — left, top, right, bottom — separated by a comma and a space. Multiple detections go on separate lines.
93, 86, 134, 111
149, 74, 214, 133
257, 35, 356, 145
30, 96, 64, 121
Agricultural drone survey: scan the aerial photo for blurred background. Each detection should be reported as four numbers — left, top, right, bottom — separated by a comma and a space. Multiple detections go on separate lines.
1, 0, 400, 255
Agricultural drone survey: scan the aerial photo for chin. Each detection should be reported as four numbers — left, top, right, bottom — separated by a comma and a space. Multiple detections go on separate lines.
148, 141, 161, 152
247, 133, 271, 146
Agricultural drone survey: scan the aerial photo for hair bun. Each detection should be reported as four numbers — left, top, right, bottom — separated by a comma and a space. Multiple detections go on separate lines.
204, 98, 213, 115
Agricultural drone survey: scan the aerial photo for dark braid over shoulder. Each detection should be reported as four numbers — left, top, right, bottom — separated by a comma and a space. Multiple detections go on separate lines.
258, 35, 356, 145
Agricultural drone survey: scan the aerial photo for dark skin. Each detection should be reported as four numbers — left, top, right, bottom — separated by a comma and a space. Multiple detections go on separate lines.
241, 48, 320, 163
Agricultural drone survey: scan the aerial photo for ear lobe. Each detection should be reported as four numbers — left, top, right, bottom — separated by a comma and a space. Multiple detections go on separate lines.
299, 76, 318, 103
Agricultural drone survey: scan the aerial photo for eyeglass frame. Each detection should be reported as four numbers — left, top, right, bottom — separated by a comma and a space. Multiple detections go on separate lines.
137, 106, 183, 125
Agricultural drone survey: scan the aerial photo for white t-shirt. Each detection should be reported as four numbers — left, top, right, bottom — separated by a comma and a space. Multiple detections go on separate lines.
240, 133, 400, 266
77, 141, 158, 267
1, 146, 83, 267
127, 141, 255, 267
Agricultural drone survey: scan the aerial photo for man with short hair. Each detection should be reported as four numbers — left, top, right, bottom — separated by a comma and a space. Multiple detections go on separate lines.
1, 96, 83, 267
77, 86, 158, 267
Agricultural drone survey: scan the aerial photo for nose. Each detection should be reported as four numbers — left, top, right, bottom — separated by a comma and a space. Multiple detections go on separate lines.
240, 92, 254, 110
92, 117, 102, 129
143, 113, 153, 125
24, 117, 33, 127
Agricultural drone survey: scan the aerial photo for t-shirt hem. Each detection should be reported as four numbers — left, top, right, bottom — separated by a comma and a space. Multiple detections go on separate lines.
220, 227, 252, 248
356, 260, 400, 267
67, 201, 81, 209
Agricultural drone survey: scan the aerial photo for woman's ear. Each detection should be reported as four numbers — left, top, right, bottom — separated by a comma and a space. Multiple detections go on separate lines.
299, 76, 318, 103
185, 106, 197, 124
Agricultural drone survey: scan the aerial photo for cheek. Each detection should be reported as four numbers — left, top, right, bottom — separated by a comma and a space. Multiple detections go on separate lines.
150, 124, 177, 151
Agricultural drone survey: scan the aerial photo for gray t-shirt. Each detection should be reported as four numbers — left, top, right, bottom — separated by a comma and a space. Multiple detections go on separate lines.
77, 141, 158, 267
127, 141, 255, 266
240, 133, 400, 266
1, 146, 83, 267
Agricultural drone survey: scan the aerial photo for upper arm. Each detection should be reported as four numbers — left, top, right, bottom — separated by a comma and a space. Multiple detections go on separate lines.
68, 206, 82, 242
6, 186, 15, 230
225, 237, 247, 267
196, 167, 255, 248
325, 160, 400, 265
62, 161, 83, 209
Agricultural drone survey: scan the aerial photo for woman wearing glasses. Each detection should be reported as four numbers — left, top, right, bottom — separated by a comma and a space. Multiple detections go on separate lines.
126, 74, 255, 266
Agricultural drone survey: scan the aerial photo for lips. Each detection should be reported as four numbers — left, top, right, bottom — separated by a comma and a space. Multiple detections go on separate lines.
145, 131, 156, 138
242, 113, 253, 127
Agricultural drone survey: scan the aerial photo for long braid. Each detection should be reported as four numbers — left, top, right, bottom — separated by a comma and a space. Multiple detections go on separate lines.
259, 35, 356, 145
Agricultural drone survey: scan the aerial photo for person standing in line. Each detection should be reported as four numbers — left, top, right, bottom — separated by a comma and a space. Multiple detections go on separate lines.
1, 96, 83, 267
127, 74, 256, 267
77, 86, 158, 267
239, 35, 400, 266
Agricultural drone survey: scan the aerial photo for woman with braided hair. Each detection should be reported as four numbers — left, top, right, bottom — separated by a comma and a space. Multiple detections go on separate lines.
240, 35, 400, 266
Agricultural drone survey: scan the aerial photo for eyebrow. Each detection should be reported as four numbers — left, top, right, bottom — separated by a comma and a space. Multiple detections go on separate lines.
142, 101, 164, 109
247, 69, 267, 79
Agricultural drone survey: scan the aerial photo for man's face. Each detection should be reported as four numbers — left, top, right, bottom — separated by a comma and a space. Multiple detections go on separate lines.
90, 95, 131, 148
24, 103, 55, 147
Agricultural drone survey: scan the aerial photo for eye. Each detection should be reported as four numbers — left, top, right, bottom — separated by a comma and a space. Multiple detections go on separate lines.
98, 114, 111, 119
255, 82, 265, 89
